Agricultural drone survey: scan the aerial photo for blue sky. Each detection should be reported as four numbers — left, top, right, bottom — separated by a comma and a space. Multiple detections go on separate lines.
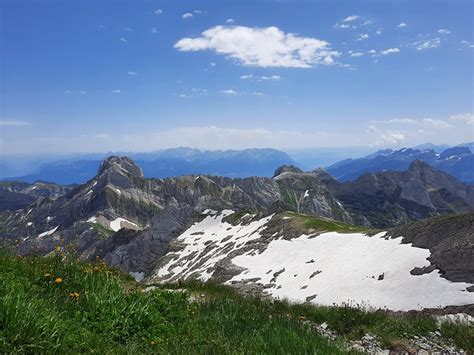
1, 0, 473, 154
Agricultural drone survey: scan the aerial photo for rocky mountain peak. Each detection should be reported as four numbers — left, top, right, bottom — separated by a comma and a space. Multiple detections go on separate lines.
407, 160, 436, 176
310, 168, 335, 182
98, 156, 143, 178
273, 165, 303, 178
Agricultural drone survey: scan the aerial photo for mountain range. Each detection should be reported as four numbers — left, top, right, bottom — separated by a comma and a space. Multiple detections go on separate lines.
328, 145, 474, 183
1, 155, 473, 311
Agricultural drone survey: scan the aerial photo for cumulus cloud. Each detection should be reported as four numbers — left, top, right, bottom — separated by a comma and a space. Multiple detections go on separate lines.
422, 118, 454, 128
154, 9, 163, 15
221, 89, 238, 95
380, 47, 400, 55
343, 15, 359, 23
226, 18, 235, 24
112, 89, 121, 94
182, 12, 193, 19
349, 51, 364, 57
412, 38, 441, 50
356, 33, 369, 41
368, 125, 406, 145
449, 113, 474, 125
151, 27, 158, 34
437, 29, 451, 35
0, 120, 30, 126
119, 37, 127, 43
128, 71, 137, 75
174, 25, 339, 68
397, 22, 407, 28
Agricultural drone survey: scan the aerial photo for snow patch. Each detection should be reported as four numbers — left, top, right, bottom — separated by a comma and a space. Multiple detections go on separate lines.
109, 217, 138, 232
38, 226, 59, 238
87, 216, 97, 223
156, 210, 273, 282
229, 232, 474, 311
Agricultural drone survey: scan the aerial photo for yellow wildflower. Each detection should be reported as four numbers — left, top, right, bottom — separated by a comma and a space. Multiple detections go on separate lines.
54, 277, 63, 284
68, 292, 80, 299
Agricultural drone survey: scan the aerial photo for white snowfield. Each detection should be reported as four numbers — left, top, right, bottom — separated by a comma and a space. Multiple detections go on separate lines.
154, 211, 474, 312
156, 210, 273, 281
230, 232, 474, 311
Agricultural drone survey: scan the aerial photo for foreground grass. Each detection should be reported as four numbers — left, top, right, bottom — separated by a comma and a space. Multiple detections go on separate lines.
165, 281, 474, 353
0, 252, 346, 354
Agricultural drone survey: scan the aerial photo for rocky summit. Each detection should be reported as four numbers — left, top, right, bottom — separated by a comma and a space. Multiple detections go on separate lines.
0, 155, 473, 312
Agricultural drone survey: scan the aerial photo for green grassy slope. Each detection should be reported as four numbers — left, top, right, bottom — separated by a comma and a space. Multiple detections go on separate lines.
0, 252, 472, 353
0, 251, 346, 354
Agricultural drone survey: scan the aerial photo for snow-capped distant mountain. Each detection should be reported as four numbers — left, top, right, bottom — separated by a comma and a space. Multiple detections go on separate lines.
327, 144, 474, 183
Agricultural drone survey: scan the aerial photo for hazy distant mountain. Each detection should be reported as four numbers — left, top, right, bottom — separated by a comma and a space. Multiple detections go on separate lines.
327, 144, 474, 183
3, 148, 296, 184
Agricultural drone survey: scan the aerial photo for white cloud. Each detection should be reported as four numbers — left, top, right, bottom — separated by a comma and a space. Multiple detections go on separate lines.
112, 89, 121, 94
182, 12, 193, 19
128, 71, 137, 75
338, 24, 351, 29
240, 74, 281, 81
449, 113, 474, 125
226, 18, 235, 24
79, 91, 87, 95
375, 29, 382, 35
151, 27, 158, 34
368, 49, 377, 55
221, 89, 238, 95
349, 51, 364, 57
461, 40, 474, 48
380, 47, 400, 55
368, 125, 406, 145
119, 37, 127, 43
437, 29, 451, 35
412, 38, 441, 50
397, 22, 407, 28
343, 15, 359, 23
154, 9, 163, 15
356, 33, 369, 41
174, 25, 340, 68
422, 118, 454, 128
0, 120, 30, 126
210, 62, 216, 67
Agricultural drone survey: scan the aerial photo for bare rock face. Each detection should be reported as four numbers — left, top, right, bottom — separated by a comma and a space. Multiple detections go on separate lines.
388, 213, 474, 283
329, 160, 474, 228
